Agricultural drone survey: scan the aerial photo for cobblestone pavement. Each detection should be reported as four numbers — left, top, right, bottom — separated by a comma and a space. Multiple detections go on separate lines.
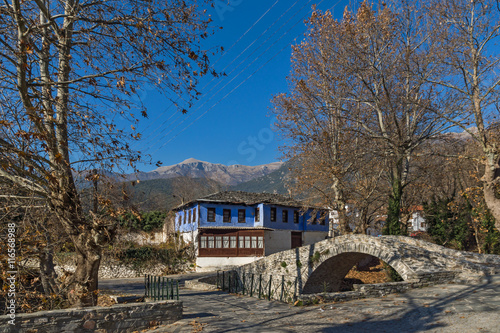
145, 274, 500, 333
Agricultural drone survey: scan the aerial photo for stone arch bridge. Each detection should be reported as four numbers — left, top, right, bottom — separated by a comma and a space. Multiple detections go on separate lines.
234, 235, 500, 295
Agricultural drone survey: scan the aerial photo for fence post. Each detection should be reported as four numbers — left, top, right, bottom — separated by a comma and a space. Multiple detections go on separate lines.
157, 276, 161, 301
242, 272, 246, 295
176, 280, 179, 300
161, 277, 164, 300
228, 272, 232, 293
280, 275, 284, 302
294, 277, 298, 300
171, 278, 174, 299
258, 274, 262, 299
250, 274, 254, 297
268, 275, 272, 300
217, 271, 219, 289
153, 276, 158, 301
222, 271, 225, 291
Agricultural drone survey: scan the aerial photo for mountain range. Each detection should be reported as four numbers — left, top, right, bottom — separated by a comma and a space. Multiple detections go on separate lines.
119, 158, 290, 211
128, 158, 284, 186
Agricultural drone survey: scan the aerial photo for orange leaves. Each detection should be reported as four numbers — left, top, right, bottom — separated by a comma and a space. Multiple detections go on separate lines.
188, 51, 198, 61
116, 77, 126, 89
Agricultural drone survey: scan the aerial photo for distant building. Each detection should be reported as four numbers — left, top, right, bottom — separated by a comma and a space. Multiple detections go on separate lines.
408, 206, 427, 234
173, 191, 329, 271
329, 204, 428, 236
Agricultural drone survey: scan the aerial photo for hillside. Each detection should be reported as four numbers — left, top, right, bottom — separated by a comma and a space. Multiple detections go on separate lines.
126, 177, 225, 211
128, 158, 283, 186
231, 162, 290, 194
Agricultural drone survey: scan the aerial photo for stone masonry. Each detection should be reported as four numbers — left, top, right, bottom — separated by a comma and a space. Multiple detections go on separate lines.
0, 300, 182, 333
233, 235, 500, 297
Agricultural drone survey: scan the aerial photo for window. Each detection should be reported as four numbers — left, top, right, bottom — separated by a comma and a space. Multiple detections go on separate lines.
223, 209, 231, 223
282, 210, 288, 223
312, 214, 317, 224
270, 207, 276, 222
255, 207, 260, 222
198, 231, 265, 257
294, 210, 299, 224
319, 212, 326, 225
199, 236, 207, 248
421, 222, 426, 229
207, 208, 216, 222
193, 208, 196, 222
188, 210, 192, 224
238, 209, 246, 223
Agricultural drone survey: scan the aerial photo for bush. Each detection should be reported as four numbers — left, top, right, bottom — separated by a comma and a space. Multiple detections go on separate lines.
113, 244, 189, 272
118, 211, 166, 232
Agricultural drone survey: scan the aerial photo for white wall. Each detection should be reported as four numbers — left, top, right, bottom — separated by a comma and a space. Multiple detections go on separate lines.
120, 230, 167, 245
265, 230, 292, 255
180, 229, 198, 243
410, 212, 427, 232
303, 231, 328, 245
196, 256, 261, 272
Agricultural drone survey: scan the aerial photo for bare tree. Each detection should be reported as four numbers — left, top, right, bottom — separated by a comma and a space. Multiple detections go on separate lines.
273, 2, 453, 235
0, 0, 217, 306
426, 0, 500, 228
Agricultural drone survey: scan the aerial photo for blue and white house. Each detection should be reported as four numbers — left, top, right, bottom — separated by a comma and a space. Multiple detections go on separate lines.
173, 191, 329, 271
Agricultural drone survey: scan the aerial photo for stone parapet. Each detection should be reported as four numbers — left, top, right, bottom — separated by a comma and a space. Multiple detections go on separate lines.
0, 300, 182, 333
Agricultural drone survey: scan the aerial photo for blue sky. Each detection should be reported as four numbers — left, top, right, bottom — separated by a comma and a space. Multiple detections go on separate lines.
132, 0, 351, 172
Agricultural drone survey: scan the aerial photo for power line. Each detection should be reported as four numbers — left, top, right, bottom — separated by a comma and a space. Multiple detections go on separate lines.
135, 0, 282, 147
140, 0, 301, 149
148, 0, 340, 155
144, 0, 314, 151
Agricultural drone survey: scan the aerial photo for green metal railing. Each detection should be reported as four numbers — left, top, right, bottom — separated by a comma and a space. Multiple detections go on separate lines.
144, 275, 179, 301
216, 270, 297, 303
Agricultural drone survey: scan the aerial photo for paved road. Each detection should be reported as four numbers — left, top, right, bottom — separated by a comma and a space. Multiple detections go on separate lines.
102, 274, 500, 333
98, 271, 211, 295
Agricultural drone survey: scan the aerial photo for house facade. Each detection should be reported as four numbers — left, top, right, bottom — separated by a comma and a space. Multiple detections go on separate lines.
173, 191, 329, 271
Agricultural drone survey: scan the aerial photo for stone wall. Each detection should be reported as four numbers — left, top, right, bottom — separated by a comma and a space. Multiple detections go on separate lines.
0, 300, 181, 333
52, 254, 192, 279
55, 260, 176, 280
184, 272, 457, 305
232, 235, 500, 296
297, 277, 461, 305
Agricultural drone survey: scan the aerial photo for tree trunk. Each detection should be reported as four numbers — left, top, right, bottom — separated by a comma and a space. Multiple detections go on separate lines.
68, 234, 101, 307
39, 244, 60, 295
50, 177, 102, 307
482, 145, 500, 231
384, 167, 404, 235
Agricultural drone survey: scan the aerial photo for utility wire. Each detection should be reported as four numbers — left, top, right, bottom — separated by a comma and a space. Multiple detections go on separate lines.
140, 0, 299, 148
144, 0, 313, 151
135, 0, 281, 145
148, 0, 339, 155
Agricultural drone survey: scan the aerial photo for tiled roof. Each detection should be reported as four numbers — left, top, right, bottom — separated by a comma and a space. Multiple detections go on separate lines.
199, 191, 304, 206
174, 191, 316, 210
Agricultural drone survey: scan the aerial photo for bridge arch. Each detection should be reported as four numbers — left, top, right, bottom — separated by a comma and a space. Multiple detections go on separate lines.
235, 235, 496, 299
302, 244, 409, 294
299, 236, 414, 293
